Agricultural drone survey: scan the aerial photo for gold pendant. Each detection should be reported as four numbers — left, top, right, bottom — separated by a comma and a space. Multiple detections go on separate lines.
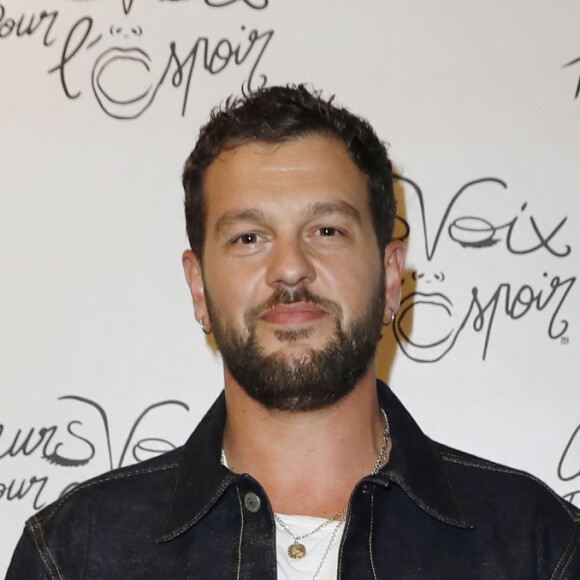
288, 541, 306, 559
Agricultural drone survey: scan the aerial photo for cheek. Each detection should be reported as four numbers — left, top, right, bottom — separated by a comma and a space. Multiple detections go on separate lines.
204, 260, 266, 321
316, 252, 383, 312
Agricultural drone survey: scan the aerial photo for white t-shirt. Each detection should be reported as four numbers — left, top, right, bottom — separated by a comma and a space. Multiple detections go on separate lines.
275, 513, 345, 580
221, 452, 343, 578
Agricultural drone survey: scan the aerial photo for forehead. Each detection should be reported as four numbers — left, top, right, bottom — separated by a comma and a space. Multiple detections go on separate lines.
202, 135, 370, 220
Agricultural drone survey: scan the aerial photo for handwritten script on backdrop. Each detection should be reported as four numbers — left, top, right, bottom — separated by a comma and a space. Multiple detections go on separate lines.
559, 422, 580, 505
0, 396, 190, 511
564, 54, 580, 100
391, 175, 575, 364
0, 0, 273, 119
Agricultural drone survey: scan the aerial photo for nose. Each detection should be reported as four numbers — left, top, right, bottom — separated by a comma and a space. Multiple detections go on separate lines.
109, 25, 143, 37
265, 236, 316, 288
412, 270, 445, 284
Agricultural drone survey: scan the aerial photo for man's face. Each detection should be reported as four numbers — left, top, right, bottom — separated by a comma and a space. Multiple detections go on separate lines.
183, 134, 404, 411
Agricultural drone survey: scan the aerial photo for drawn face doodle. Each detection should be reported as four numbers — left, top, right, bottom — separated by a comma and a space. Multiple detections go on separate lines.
391, 175, 574, 363
53, 0, 272, 119
63, 0, 159, 119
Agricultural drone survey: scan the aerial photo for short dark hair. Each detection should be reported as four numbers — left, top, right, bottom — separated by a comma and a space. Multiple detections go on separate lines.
182, 84, 396, 259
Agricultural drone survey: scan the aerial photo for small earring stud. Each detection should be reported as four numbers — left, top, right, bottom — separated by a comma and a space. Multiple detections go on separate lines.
199, 320, 211, 334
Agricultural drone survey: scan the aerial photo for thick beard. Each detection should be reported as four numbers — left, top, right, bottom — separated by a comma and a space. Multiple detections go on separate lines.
207, 278, 385, 412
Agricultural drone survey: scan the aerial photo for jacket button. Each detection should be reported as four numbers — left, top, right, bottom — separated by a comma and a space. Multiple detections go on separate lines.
243, 492, 261, 513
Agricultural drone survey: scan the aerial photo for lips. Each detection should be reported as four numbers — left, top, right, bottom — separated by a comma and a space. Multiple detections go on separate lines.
260, 302, 327, 325
91, 47, 156, 119
394, 292, 459, 363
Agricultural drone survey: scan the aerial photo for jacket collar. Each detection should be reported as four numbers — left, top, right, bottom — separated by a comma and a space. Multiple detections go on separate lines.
371, 381, 474, 529
159, 380, 473, 541
159, 391, 239, 542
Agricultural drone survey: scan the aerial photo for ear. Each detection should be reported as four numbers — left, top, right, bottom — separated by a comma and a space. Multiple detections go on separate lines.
383, 240, 405, 317
182, 250, 210, 327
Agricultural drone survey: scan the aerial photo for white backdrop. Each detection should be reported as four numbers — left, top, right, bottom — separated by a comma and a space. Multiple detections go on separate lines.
1, 0, 579, 574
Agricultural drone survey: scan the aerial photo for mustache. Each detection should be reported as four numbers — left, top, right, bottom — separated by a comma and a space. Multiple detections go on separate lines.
245, 286, 342, 325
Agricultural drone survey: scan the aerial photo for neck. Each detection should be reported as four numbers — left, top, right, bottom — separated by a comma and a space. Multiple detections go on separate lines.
222, 364, 389, 518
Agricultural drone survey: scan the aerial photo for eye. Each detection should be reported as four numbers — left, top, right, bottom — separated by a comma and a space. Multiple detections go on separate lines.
233, 232, 261, 245
317, 226, 342, 237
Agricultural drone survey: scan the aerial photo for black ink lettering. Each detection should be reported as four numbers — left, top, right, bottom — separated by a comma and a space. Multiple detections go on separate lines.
0, 475, 48, 510
563, 56, 580, 100
395, 175, 508, 261
508, 285, 536, 320
0, 6, 58, 46
392, 216, 410, 244
205, 0, 268, 8
160, 27, 273, 117
208, 38, 235, 74
19, 10, 58, 46
0, 425, 56, 459
131, 437, 176, 463
6, 478, 32, 501
242, 28, 272, 93
59, 481, 80, 499
31, 475, 48, 510
398, 176, 570, 259
504, 204, 571, 257
48, 16, 94, 99
470, 274, 575, 359
471, 285, 500, 359
38, 426, 59, 459
41, 10, 58, 46
43, 420, 95, 467
59, 395, 114, 470
165, 39, 202, 117
122, 0, 134, 16
558, 423, 580, 482
59, 395, 189, 469
118, 400, 189, 467
547, 276, 575, 338
0, 14, 14, 38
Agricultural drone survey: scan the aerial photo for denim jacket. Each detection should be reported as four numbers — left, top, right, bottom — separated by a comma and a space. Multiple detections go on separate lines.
7, 382, 580, 579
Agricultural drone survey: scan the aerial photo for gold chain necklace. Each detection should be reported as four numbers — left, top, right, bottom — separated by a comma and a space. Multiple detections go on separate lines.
274, 507, 347, 559
275, 408, 389, 560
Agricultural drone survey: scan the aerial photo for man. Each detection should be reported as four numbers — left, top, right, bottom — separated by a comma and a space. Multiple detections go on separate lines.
7, 85, 580, 578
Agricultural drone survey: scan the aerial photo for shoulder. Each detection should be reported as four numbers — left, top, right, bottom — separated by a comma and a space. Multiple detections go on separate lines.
435, 441, 580, 577
437, 442, 574, 509
33, 446, 182, 532
7, 449, 184, 578
436, 441, 578, 517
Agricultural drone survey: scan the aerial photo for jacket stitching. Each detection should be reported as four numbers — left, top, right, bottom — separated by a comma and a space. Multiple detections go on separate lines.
385, 473, 472, 528
442, 450, 580, 579
41, 462, 179, 525
35, 518, 62, 580
337, 496, 354, 580
235, 487, 244, 580
440, 451, 575, 513
28, 516, 62, 580
552, 519, 579, 579
159, 474, 238, 541
369, 489, 378, 580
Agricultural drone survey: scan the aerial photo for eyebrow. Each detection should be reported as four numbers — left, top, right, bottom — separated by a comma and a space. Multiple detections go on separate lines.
308, 201, 361, 223
214, 201, 362, 234
215, 209, 266, 234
